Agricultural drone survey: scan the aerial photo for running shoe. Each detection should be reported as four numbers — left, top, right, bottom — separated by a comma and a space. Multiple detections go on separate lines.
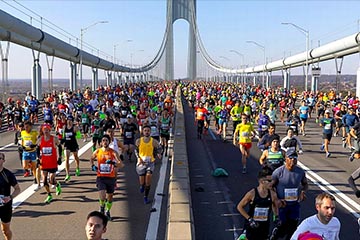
64, 175, 71, 181
320, 144, 325, 151
326, 152, 331, 158
342, 141, 346, 148
315, 119, 319, 123
44, 194, 53, 204
358, 218, 360, 234
349, 152, 356, 162
51, 184, 55, 189
242, 167, 247, 174
144, 196, 151, 204
100, 206, 105, 215
56, 182, 62, 196
23, 171, 30, 177
75, 168, 80, 176
106, 211, 112, 221
34, 184, 41, 191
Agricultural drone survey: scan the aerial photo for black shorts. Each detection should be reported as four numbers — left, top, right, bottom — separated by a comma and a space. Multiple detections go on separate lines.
0, 202, 13, 223
92, 137, 101, 144
96, 177, 116, 194
123, 138, 135, 145
41, 168, 58, 173
65, 144, 79, 152
160, 133, 170, 141
323, 133, 332, 141
300, 117, 307, 123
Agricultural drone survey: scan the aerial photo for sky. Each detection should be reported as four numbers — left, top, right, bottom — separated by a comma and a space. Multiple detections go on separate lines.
0, 0, 360, 80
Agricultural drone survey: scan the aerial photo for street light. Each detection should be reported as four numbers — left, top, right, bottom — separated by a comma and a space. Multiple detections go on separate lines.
229, 50, 245, 84
282, 22, 309, 92
80, 20, 108, 88
246, 40, 266, 87
114, 39, 133, 65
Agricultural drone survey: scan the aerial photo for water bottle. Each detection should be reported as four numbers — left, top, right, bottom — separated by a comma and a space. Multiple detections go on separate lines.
238, 230, 246, 240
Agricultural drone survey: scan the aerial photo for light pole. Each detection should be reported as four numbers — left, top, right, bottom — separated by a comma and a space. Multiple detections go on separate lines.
282, 22, 309, 92
230, 50, 245, 84
80, 20, 108, 88
246, 40, 266, 87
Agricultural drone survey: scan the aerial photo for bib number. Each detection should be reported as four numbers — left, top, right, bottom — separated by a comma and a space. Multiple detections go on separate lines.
284, 188, 298, 201
253, 207, 269, 221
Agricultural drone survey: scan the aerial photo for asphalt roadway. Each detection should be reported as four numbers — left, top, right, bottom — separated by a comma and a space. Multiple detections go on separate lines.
184, 103, 360, 240
0, 124, 169, 240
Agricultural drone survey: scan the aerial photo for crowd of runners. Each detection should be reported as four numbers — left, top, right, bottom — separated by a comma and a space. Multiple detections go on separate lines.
183, 82, 360, 240
1, 80, 360, 239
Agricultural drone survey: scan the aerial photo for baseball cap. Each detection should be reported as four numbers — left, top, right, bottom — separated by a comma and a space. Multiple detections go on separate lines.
127, 114, 133, 118
325, 109, 331, 114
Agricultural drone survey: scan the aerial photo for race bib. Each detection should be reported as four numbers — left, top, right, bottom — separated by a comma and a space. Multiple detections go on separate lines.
82, 118, 87, 123
242, 132, 249, 137
25, 140, 33, 147
261, 125, 268, 131
125, 131, 132, 138
301, 110, 307, 114
324, 124, 331, 130
284, 188, 298, 201
65, 132, 72, 140
253, 207, 269, 221
161, 123, 169, 129
42, 147, 52, 156
151, 126, 158, 134
99, 163, 112, 174
142, 156, 151, 163
121, 110, 127, 115
59, 129, 64, 134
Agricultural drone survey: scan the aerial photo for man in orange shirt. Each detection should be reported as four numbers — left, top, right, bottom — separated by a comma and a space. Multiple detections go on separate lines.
194, 102, 209, 139
90, 134, 124, 220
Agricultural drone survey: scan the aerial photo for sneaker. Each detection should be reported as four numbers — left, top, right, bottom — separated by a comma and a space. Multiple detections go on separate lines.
342, 141, 346, 148
349, 152, 356, 162
100, 206, 105, 215
326, 152, 331, 158
75, 168, 80, 176
51, 184, 55, 189
34, 184, 41, 191
140, 185, 145, 193
44, 194, 53, 203
64, 175, 71, 182
144, 196, 151, 204
302, 133, 306, 136
315, 119, 319, 123
320, 144, 325, 151
83, 139, 87, 143
23, 171, 30, 177
242, 167, 247, 174
106, 211, 112, 221
56, 182, 62, 195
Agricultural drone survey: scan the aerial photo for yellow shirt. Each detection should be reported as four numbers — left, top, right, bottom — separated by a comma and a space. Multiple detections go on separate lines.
21, 130, 38, 152
139, 137, 155, 163
230, 106, 242, 121
235, 123, 254, 143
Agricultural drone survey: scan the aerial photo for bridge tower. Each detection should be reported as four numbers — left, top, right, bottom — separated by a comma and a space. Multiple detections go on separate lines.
166, 0, 197, 80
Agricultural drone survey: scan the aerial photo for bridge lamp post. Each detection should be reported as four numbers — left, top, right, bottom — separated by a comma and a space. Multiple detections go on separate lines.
219, 56, 231, 82
229, 50, 244, 84
80, 20, 108, 88
246, 40, 266, 87
282, 22, 309, 92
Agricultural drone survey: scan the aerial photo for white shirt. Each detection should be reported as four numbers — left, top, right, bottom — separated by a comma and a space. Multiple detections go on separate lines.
89, 99, 99, 110
290, 214, 340, 240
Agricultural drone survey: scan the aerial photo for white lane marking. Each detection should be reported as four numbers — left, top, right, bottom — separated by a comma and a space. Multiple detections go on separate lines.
298, 161, 360, 219
0, 143, 14, 150
12, 141, 93, 209
145, 141, 171, 240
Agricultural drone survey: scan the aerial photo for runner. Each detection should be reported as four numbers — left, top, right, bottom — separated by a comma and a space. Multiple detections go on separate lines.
0, 152, 21, 240
135, 125, 162, 204
36, 124, 62, 203
90, 134, 124, 220
259, 135, 285, 171
233, 114, 256, 174
91, 112, 104, 152
319, 110, 336, 158
290, 192, 340, 240
280, 128, 303, 157
121, 115, 137, 161
147, 110, 161, 141
298, 100, 309, 136
160, 109, 172, 156
194, 102, 208, 140
271, 152, 308, 240
237, 167, 279, 240
63, 115, 80, 181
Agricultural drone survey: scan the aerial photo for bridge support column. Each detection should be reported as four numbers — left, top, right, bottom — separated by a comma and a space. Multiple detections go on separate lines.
106, 71, 112, 86
253, 75, 256, 86
266, 72, 271, 89
0, 41, 10, 102
69, 62, 77, 91
357, 67, 360, 98
45, 55, 54, 92
283, 69, 290, 90
91, 68, 98, 91
31, 49, 42, 99
335, 57, 344, 93
311, 75, 319, 93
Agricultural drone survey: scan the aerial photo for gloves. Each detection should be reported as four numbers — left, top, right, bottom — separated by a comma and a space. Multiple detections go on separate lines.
91, 165, 98, 172
106, 159, 115, 165
273, 216, 282, 227
57, 157, 62, 165
36, 159, 41, 166
248, 218, 259, 228
30, 144, 37, 149
298, 150, 303, 155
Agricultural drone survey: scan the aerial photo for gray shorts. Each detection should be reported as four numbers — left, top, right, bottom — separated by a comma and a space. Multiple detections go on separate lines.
136, 162, 155, 176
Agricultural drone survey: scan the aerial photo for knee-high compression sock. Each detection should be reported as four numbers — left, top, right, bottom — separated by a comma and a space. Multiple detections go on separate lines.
99, 199, 106, 207
145, 185, 151, 197
105, 201, 113, 211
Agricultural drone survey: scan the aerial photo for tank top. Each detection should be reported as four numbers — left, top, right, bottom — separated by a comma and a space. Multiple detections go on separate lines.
139, 137, 154, 163
64, 126, 77, 146
148, 115, 160, 137
96, 148, 116, 178
109, 138, 120, 154
248, 188, 272, 222
267, 148, 284, 170
40, 136, 57, 169
160, 117, 170, 135
21, 130, 38, 152
138, 110, 147, 126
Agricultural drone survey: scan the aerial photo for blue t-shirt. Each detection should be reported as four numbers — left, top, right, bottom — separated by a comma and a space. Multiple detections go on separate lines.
299, 106, 309, 119
342, 113, 359, 127
272, 165, 306, 205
